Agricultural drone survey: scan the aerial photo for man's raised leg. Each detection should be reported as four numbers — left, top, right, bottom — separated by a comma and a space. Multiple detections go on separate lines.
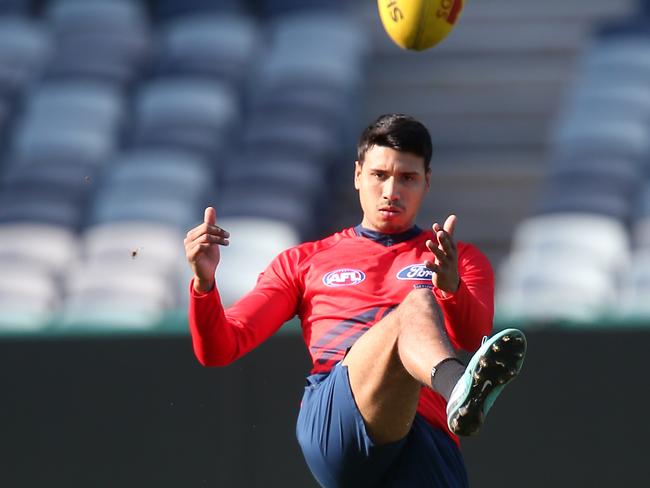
342, 288, 526, 445
341, 288, 460, 445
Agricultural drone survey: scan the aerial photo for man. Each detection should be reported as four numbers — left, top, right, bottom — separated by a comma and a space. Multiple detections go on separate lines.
184, 114, 526, 487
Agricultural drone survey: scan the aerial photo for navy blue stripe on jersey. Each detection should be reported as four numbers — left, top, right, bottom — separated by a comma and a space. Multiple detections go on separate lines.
312, 306, 398, 366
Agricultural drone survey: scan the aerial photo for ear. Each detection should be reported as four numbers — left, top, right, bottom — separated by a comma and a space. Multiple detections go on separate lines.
354, 161, 362, 190
425, 168, 431, 190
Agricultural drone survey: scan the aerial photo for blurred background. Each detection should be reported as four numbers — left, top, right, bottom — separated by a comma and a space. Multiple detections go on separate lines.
0, 0, 648, 486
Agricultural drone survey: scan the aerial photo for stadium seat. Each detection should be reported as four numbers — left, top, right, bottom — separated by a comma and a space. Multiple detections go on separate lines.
551, 117, 650, 160
218, 188, 317, 240
536, 192, 632, 223
619, 250, 650, 320
104, 149, 213, 201
584, 43, 650, 74
154, 0, 247, 20
510, 213, 630, 273
258, 0, 347, 18
0, 265, 59, 331
259, 13, 366, 89
59, 255, 177, 330
541, 177, 637, 208
2, 161, 100, 203
8, 81, 122, 172
89, 194, 199, 230
497, 252, 616, 323
0, 0, 31, 15
249, 82, 347, 132
25, 82, 125, 134
0, 193, 83, 229
223, 153, 327, 202
132, 78, 238, 157
156, 14, 258, 84
81, 222, 185, 270
57, 303, 165, 330
0, 17, 52, 97
58, 292, 167, 330
562, 81, 650, 122
242, 114, 339, 163
268, 12, 368, 57
45, 0, 150, 84
64, 262, 176, 306
0, 223, 79, 274
215, 217, 299, 306
11, 122, 115, 168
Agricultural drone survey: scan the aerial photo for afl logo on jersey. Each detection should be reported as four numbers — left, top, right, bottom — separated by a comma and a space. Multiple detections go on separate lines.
323, 269, 366, 287
396, 264, 434, 281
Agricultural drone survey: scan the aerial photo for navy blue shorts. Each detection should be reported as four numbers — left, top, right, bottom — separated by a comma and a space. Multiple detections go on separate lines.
296, 361, 469, 488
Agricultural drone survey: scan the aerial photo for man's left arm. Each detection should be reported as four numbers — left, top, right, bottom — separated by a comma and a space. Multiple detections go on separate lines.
424, 215, 494, 351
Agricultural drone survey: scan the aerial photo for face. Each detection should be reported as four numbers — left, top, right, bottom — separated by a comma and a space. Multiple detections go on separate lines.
355, 145, 430, 234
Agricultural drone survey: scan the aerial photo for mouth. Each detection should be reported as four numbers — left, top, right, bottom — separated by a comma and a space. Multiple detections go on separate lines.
379, 206, 402, 218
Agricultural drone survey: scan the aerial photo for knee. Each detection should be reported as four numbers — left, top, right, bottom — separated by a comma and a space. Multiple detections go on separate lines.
399, 288, 443, 322
402, 288, 438, 310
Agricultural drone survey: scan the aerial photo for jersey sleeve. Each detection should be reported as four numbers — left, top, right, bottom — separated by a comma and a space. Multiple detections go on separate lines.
433, 242, 494, 352
188, 248, 302, 366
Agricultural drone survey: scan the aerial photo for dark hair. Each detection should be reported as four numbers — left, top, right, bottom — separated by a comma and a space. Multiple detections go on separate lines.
356, 114, 433, 171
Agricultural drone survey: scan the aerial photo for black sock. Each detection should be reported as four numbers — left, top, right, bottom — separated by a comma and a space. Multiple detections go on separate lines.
430, 358, 466, 402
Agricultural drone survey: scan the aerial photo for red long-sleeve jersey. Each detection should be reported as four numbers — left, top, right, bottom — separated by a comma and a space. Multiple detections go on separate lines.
189, 226, 494, 442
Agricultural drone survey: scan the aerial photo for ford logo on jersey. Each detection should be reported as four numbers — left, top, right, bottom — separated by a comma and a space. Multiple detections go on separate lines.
323, 269, 366, 287
396, 264, 434, 281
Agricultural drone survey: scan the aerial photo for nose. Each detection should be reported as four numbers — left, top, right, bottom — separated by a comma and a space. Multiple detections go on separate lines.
382, 177, 399, 201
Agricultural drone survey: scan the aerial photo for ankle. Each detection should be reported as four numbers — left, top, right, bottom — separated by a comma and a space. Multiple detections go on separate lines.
430, 358, 465, 402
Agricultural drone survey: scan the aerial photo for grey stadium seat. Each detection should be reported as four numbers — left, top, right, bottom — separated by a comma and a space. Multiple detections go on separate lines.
156, 14, 259, 84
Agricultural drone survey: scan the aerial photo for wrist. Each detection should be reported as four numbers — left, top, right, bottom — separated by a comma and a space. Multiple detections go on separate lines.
439, 277, 460, 298
193, 277, 215, 294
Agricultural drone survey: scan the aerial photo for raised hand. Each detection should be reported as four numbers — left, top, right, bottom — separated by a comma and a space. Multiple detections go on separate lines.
424, 214, 460, 295
184, 207, 230, 293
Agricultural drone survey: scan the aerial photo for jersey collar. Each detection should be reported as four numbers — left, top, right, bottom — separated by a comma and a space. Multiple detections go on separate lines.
354, 224, 422, 247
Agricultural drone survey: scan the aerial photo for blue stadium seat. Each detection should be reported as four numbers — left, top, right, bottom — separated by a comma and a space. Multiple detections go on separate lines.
11, 121, 115, 167
552, 117, 650, 160
132, 78, 238, 157
0, 192, 82, 229
546, 156, 641, 197
218, 188, 316, 239
2, 161, 97, 203
258, 0, 347, 17
154, 0, 247, 20
0, 0, 31, 15
45, 0, 150, 84
258, 14, 366, 90
223, 152, 327, 202
536, 192, 632, 223
242, 114, 338, 163
0, 18, 52, 97
105, 149, 213, 199
89, 194, 199, 229
156, 14, 258, 85
25, 82, 125, 134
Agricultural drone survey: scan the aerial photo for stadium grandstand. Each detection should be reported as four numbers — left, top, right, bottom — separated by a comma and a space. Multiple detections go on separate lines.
0, 0, 648, 487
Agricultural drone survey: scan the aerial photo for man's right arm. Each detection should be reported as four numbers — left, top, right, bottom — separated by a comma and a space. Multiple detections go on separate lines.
185, 207, 301, 367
